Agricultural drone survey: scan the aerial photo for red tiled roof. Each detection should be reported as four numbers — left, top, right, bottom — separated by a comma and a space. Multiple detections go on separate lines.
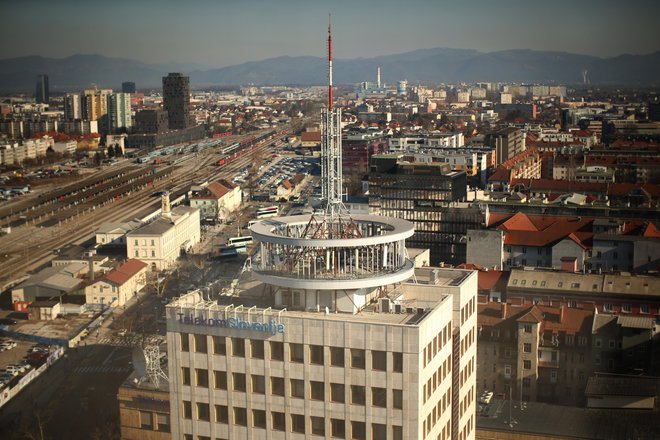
487, 167, 511, 183
478, 270, 507, 291
497, 212, 594, 248
104, 259, 147, 286
301, 132, 321, 142
644, 222, 660, 238
517, 306, 544, 323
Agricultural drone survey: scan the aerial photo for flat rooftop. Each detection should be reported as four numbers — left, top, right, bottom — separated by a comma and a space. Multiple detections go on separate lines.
477, 399, 660, 439
168, 268, 474, 328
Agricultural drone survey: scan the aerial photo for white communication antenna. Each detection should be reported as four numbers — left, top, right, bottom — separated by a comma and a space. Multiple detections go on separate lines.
144, 345, 168, 388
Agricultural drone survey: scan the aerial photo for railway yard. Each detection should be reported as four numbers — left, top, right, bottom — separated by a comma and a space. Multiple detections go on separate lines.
0, 127, 290, 290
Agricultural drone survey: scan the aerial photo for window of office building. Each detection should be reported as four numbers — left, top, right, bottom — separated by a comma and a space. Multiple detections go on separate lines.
156, 413, 170, 432
351, 349, 366, 369
271, 341, 284, 360
232, 338, 245, 357
372, 423, 386, 439
271, 376, 285, 396
181, 367, 191, 386
331, 383, 345, 403
311, 416, 325, 436
253, 409, 266, 429
310, 345, 324, 365
523, 343, 532, 353
351, 385, 366, 405
393, 389, 403, 409
393, 352, 403, 372
233, 373, 246, 392
252, 375, 265, 394
180, 333, 189, 352
193, 334, 207, 353
291, 414, 305, 434
196, 403, 210, 421
214, 371, 227, 389
330, 347, 345, 367
331, 419, 345, 438
212, 336, 226, 355
215, 405, 228, 424
251, 340, 264, 359
523, 360, 531, 370
290, 343, 304, 363
234, 407, 247, 426
291, 379, 305, 398
351, 421, 366, 440
372, 387, 387, 407
393, 425, 403, 440
272, 412, 286, 431
372, 351, 387, 371
195, 369, 208, 388
523, 324, 532, 333
310, 381, 325, 400
139, 411, 153, 429
182, 400, 192, 419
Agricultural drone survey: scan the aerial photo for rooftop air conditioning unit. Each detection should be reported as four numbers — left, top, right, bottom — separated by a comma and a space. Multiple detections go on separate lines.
406, 307, 415, 314
379, 298, 391, 313
394, 304, 403, 314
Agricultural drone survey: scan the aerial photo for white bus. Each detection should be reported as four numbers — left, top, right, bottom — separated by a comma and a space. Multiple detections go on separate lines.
227, 236, 253, 247
256, 206, 278, 219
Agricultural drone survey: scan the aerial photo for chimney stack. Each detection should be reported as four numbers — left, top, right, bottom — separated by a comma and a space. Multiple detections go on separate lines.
560, 256, 578, 273
377, 65, 381, 89
161, 191, 172, 219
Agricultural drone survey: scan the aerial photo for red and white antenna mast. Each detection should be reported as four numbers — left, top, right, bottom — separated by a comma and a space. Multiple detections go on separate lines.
328, 14, 333, 109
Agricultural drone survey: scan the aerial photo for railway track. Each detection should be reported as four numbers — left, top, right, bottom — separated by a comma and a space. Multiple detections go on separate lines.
0, 131, 286, 287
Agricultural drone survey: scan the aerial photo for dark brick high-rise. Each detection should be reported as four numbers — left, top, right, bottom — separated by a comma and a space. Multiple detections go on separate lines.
121, 81, 136, 94
36, 74, 49, 104
162, 73, 191, 130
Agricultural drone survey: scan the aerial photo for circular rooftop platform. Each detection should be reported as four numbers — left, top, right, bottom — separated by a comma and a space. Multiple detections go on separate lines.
250, 214, 415, 291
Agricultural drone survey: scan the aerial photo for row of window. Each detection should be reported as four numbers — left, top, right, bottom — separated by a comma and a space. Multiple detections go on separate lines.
181, 403, 403, 440
423, 355, 452, 405
181, 368, 404, 408
423, 390, 451, 440
423, 322, 452, 369
180, 333, 404, 372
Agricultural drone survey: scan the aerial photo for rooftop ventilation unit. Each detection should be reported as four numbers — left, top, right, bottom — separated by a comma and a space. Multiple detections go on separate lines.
379, 298, 391, 313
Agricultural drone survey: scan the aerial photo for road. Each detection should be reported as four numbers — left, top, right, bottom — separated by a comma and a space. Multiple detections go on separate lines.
0, 291, 167, 439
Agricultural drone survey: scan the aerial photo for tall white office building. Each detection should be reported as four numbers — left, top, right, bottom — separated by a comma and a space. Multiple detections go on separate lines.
165, 18, 477, 440
166, 267, 477, 440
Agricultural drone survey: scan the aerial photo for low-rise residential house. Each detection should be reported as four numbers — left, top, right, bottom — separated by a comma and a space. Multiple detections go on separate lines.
189, 180, 241, 222
477, 301, 594, 405
85, 259, 148, 308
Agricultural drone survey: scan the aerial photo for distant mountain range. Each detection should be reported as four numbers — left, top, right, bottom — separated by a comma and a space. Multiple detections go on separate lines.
1, 48, 659, 92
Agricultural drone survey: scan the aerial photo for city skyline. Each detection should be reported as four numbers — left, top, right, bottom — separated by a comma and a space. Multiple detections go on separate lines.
2, 0, 659, 67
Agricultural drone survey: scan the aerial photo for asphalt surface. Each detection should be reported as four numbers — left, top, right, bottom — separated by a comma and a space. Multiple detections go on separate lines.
0, 293, 163, 440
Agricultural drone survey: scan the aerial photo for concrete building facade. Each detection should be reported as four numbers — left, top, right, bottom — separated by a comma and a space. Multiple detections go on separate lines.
166, 267, 478, 440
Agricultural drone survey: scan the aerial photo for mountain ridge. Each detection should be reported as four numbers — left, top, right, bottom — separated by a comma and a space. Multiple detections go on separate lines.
0, 47, 658, 92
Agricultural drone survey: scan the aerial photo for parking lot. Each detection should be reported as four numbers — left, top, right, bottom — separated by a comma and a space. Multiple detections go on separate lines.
0, 338, 52, 389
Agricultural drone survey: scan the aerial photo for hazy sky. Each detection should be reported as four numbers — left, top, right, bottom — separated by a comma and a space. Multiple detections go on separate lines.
2, 0, 658, 67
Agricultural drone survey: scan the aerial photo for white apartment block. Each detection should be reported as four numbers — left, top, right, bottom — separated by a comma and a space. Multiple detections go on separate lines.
127, 199, 200, 271
166, 267, 477, 440
389, 133, 465, 152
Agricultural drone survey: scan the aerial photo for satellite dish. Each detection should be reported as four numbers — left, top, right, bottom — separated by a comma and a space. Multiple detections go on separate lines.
132, 345, 147, 379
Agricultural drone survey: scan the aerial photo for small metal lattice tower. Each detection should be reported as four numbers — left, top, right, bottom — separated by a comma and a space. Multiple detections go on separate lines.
144, 345, 168, 388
